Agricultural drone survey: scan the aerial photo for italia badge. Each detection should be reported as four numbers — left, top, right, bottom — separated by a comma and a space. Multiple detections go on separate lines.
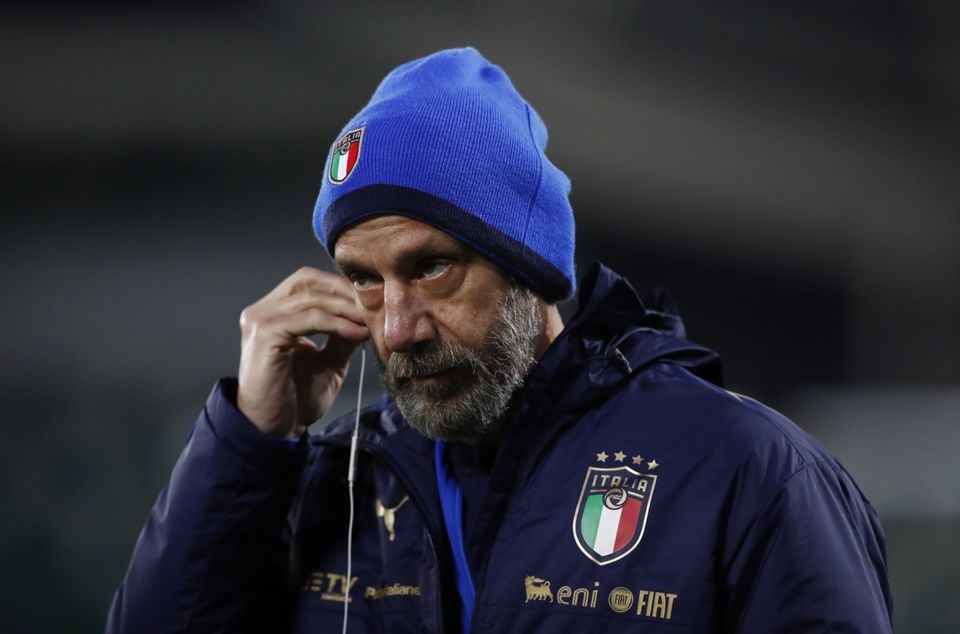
573, 452, 658, 565
328, 127, 364, 184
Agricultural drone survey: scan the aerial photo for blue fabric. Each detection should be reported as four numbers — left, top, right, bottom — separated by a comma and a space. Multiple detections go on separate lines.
313, 47, 576, 302
435, 440, 476, 633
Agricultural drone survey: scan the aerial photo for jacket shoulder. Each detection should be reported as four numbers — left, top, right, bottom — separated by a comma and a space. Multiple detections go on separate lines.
599, 361, 848, 497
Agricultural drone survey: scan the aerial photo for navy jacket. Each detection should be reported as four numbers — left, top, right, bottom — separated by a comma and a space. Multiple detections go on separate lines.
108, 264, 893, 632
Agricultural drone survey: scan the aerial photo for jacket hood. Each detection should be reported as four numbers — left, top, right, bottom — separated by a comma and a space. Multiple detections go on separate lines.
536, 262, 723, 407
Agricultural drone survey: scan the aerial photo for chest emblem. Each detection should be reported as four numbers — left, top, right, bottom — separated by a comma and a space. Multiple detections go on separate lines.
573, 455, 658, 565
376, 495, 409, 542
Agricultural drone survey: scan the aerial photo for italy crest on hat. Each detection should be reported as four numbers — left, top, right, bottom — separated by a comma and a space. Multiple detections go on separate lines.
328, 127, 364, 184
573, 457, 658, 566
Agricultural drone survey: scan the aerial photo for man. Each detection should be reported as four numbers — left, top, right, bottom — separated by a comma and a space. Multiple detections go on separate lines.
108, 48, 893, 633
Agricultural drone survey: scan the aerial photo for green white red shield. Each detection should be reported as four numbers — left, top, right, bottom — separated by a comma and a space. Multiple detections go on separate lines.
328, 127, 364, 184
573, 466, 657, 565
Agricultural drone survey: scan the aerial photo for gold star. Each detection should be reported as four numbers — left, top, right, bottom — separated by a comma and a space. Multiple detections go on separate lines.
632, 455, 644, 465
596, 451, 608, 463
614, 451, 626, 463
647, 459, 659, 470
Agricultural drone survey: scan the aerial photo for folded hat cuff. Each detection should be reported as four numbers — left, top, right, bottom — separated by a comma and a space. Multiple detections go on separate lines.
322, 184, 571, 303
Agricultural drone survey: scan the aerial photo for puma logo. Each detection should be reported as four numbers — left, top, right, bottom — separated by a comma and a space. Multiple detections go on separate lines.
376, 496, 409, 542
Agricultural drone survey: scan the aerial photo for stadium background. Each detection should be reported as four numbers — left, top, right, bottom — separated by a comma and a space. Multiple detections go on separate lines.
1, 1, 957, 631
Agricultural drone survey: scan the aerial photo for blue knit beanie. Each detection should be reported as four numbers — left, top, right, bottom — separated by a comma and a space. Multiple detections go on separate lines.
312, 47, 576, 302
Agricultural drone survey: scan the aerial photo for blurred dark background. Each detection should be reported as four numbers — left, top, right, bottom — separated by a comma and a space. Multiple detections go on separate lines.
1, 1, 958, 631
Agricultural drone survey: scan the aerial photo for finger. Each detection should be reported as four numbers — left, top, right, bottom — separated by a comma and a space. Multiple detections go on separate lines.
257, 307, 369, 346
294, 335, 360, 377
269, 266, 356, 302
269, 287, 367, 326
322, 333, 365, 368
242, 289, 367, 342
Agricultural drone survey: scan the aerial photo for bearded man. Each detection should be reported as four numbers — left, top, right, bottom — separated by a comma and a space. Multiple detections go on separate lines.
108, 48, 893, 633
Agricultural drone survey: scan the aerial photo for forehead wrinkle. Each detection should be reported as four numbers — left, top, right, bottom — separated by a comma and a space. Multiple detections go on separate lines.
335, 223, 469, 272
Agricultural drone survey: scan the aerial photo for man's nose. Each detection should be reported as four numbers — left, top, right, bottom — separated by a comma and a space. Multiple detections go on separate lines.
382, 281, 435, 353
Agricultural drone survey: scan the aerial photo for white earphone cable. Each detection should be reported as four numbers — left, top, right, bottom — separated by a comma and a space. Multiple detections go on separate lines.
342, 345, 366, 634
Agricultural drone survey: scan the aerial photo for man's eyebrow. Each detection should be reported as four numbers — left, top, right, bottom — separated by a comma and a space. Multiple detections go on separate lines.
332, 257, 358, 275
398, 240, 465, 262
335, 238, 467, 272
332, 248, 373, 273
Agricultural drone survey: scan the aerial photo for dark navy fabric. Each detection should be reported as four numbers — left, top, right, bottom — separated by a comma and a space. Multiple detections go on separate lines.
107, 263, 893, 633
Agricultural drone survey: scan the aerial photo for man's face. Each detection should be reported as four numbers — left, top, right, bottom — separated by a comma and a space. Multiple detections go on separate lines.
334, 215, 545, 442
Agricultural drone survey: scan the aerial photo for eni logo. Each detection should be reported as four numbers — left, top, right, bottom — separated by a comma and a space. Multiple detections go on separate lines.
376, 496, 409, 542
524, 576, 554, 603
520, 575, 679, 621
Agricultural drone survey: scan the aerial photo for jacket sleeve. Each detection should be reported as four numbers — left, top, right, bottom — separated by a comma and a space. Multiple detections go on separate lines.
106, 379, 309, 634
722, 460, 894, 633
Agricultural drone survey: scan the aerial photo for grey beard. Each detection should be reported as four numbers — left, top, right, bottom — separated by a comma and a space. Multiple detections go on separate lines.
377, 284, 544, 442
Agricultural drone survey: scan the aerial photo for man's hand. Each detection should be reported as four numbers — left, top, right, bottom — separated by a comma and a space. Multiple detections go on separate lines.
237, 267, 369, 438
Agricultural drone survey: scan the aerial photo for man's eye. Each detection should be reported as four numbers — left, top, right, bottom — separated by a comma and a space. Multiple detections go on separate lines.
350, 273, 377, 290
421, 261, 449, 278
